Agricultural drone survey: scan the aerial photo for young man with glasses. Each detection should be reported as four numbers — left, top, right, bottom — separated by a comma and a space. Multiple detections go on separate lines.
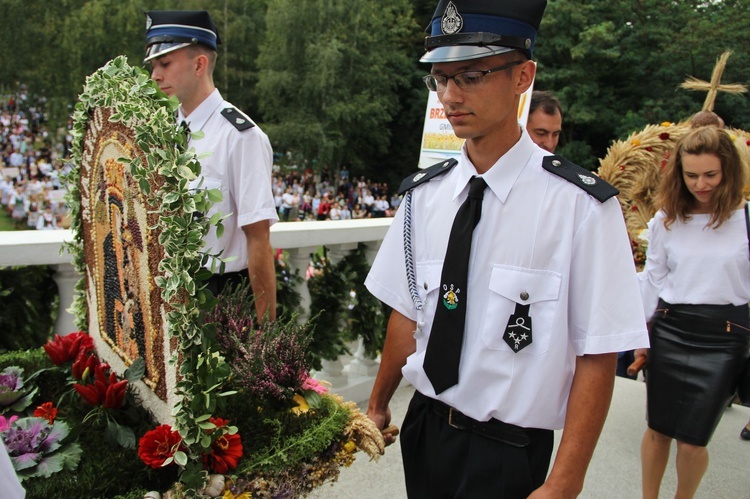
365, 1, 648, 497
145, 11, 277, 320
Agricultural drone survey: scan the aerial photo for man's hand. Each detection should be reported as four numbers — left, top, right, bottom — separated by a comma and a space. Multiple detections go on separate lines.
628, 348, 649, 376
367, 406, 397, 446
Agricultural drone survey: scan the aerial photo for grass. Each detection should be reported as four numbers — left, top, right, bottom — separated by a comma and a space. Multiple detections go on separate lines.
0, 209, 21, 231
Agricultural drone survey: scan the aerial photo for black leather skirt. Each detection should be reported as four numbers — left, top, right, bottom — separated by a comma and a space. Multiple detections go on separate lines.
647, 300, 750, 446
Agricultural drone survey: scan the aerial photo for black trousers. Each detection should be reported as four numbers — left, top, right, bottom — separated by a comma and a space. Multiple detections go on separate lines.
206, 270, 249, 297
401, 391, 554, 499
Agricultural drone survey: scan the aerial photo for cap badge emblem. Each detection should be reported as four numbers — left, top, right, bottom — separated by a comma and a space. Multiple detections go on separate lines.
578, 174, 596, 186
441, 1, 463, 35
413, 172, 426, 182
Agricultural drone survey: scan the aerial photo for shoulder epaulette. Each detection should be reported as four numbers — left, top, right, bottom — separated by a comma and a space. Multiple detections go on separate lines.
542, 155, 618, 202
397, 158, 458, 195
221, 107, 255, 131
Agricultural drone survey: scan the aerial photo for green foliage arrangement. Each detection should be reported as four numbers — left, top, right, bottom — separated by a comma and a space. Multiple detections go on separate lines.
0, 343, 178, 498
0, 266, 58, 353
63, 55, 230, 493
0, 280, 384, 497
275, 249, 303, 321
336, 244, 387, 358
205, 280, 384, 497
306, 248, 351, 370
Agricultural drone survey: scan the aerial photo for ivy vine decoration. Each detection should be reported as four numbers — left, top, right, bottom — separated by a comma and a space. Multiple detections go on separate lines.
275, 249, 303, 321
306, 248, 350, 370
63, 56, 231, 493
337, 244, 386, 358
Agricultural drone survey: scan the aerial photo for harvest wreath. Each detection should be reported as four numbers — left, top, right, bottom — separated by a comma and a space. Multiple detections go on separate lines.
0, 56, 383, 498
597, 52, 750, 269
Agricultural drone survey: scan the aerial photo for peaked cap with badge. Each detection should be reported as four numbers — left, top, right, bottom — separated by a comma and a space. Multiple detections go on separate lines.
144, 10, 221, 63
421, 0, 547, 63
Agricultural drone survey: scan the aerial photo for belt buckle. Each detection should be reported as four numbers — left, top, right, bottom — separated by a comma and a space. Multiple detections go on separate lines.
448, 407, 464, 430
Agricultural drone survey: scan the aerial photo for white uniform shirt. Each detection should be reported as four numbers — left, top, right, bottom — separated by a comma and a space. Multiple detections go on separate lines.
180, 89, 278, 272
366, 130, 648, 429
638, 209, 750, 320
0, 441, 24, 499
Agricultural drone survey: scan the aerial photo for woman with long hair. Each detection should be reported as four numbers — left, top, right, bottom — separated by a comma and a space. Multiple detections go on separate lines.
636, 125, 750, 498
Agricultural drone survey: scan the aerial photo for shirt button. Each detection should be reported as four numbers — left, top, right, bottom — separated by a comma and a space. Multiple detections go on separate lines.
424, 282, 428, 290
520, 291, 529, 301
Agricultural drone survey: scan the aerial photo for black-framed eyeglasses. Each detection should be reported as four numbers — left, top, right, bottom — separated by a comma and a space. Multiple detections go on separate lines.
422, 60, 523, 93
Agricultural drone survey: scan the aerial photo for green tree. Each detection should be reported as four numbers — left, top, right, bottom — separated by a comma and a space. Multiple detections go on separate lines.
535, 0, 750, 168
256, 0, 417, 174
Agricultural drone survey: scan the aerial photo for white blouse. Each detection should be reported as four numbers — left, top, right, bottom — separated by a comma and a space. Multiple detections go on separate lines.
638, 207, 750, 320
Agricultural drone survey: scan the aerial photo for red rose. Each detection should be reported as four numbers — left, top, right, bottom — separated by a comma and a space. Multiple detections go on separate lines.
43, 332, 94, 365
202, 417, 243, 474
33, 402, 58, 424
138, 424, 182, 469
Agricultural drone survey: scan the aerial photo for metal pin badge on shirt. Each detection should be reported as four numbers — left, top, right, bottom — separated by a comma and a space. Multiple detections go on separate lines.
442, 283, 460, 310
503, 303, 533, 352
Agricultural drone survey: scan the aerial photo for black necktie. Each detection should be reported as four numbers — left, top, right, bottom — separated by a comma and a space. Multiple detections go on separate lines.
423, 176, 488, 394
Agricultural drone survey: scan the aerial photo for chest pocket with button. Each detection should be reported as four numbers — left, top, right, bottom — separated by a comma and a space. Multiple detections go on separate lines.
483, 264, 562, 356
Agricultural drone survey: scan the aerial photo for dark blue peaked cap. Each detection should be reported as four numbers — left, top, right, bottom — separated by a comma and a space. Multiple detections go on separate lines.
421, 0, 547, 63
144, 10, 220, 62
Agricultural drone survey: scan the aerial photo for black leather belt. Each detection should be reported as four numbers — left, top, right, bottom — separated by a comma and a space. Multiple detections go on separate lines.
419, 392, 532, 448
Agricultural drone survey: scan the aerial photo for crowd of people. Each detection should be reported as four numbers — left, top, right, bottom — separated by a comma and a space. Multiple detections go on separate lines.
0, 87, 398, 233
272, 166, 399, 222
1, 87, 71, 230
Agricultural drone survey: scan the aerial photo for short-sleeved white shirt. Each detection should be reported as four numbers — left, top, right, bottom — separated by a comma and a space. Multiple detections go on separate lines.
366, 130, 648, 429
180, 90, 278, 272
638, 209, 750, 320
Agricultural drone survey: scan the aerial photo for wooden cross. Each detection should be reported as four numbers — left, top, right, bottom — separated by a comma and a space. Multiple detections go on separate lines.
679, 51, 747, 111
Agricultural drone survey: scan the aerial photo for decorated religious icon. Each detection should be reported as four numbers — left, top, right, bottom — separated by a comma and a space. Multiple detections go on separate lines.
79, 108, 168, 401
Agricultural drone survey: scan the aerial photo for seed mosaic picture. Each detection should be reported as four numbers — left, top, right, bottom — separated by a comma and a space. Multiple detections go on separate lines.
79, 107, 167, 400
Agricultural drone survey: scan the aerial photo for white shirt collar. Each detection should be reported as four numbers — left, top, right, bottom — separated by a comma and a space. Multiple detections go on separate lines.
177, 89, 223, 132
453, 128, 539, 204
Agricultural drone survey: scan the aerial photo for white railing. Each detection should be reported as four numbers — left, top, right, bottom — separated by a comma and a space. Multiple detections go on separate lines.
0, 218, 393, 403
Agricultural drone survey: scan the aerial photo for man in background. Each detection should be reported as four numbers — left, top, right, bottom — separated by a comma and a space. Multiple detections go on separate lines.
527, 90, 563, 153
